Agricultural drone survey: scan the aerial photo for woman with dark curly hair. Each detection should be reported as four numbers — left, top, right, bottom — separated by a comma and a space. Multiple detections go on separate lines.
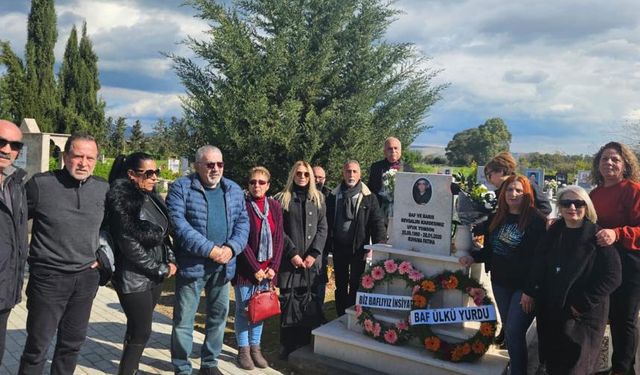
106, 152, 177, 375
589, 141, 640, 375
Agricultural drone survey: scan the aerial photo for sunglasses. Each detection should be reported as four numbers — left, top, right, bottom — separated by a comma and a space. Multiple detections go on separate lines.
135, 169, 161, 179
201, 162, 224, 169
296, 171, 310, 178
249, 179, 268, 186
0, 137, 24, 151
559, 199, 587, 208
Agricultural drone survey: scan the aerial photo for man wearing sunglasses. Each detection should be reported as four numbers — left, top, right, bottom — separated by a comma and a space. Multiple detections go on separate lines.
167, 145, 249, 375
0, 120, 28, 366
19, 133, 109, 374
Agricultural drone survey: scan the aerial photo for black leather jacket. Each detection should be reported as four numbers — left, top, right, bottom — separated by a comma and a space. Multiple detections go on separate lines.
106, 178, 175, 294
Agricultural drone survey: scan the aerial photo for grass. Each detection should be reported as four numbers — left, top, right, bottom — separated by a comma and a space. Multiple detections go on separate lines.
155, 268, 337, 374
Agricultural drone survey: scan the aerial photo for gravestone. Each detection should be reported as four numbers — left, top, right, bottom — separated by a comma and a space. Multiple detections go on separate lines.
168, 158, 180, 173
19, 119, 69, 179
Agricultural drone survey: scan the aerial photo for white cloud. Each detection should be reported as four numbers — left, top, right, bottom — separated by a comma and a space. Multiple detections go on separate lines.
100, 86, 182, 118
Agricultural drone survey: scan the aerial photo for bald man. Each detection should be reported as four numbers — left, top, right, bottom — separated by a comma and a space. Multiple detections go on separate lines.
0, 120, 28, 365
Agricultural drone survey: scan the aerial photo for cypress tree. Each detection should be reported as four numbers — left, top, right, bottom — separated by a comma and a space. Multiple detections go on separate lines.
78, 22, 106, 141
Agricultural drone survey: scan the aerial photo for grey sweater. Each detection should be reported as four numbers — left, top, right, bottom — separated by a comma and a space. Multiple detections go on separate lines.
27, 169, 109, 272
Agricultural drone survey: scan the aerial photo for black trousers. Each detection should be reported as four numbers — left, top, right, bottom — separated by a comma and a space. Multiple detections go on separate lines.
18, 268, 100, 375
333, 250, 366, 316
610, 279, 640, 373
0, 308, 11, 365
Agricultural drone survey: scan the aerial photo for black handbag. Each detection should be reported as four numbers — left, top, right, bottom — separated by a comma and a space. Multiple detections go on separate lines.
280, 268, 319, 328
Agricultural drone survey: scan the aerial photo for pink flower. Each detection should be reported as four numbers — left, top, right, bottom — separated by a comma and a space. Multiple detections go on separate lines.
398, 261, 413, 275
355, 305, 363, 318
384, 329, 398, 344
412, 285, 420, 295
384, 259, 398, 273
364, 319, 373, 332
373, 323, 382, 337
395, 320, 409, 331
371, 266, 385, 281
361, 275, 374, 289
408, 270, 424, 282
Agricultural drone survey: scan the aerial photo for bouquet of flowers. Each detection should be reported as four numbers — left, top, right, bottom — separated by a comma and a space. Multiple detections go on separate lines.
453, 166, 496, 225
379, 169, 397, 217
544, 179, 558, 194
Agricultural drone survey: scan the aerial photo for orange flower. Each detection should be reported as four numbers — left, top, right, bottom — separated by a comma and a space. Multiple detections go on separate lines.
450, 346, 465, 361
444, 276, 459, 289
424, 336, 441, 351
421, 280, 436, 292
461, 343, 471, 355
480, 322, 495, 337
413, 294, 427, 308
472, 340, 486, 354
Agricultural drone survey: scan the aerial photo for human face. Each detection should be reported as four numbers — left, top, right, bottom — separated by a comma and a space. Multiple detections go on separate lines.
504, 181, 525, 213
486, 169, 507, 188
559, 191, 586, 228
599, 148, 625, 186
313, 167, 326, 187
293, 165, 310, 187
63, 139, 98, 181
384, 138, 402, 163
128, 159, 158, 193
248, 172, 270, 199
342, 163, 361, 188
417, 180, 427, 193
196, 150, 224, 188
0, 121, 23, 171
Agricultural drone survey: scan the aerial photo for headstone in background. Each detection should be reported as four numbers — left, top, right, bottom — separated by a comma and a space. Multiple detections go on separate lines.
477, 166, 496, 190
13, 145, 27, 169
391, 173, 452, 255
179, 157, 190, 176
168, 158, 180, 173
577, 170, 592, 190
555, 172, 567, 185
524, 168, 544, 187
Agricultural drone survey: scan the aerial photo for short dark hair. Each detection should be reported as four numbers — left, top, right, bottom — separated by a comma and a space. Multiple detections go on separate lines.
64, 133, 99, 154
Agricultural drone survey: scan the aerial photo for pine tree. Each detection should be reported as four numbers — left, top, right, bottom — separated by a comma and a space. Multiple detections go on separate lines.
129, 119, 145, 152
111, 117, 127, 155
78, 22, 106, 140
58, 26, 86, 133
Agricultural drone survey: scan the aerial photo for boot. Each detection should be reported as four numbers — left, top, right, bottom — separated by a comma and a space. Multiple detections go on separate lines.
118, 340, 146, 375
250, 345, 269, 368
236, 346, 254, 370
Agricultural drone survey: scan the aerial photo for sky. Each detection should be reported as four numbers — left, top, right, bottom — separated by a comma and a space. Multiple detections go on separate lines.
1, 0, 639, 155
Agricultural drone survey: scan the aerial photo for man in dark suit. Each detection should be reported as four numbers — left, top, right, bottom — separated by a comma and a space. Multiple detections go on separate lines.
367, 137, 414, 205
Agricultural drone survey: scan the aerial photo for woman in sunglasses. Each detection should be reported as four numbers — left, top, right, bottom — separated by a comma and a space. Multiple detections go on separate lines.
459, 175, 546, 375
106, 152, 177, 375
589, 141, 640, 375
275, 161, 327, 360
529, 186, 621, 374
232, 166, 284, 370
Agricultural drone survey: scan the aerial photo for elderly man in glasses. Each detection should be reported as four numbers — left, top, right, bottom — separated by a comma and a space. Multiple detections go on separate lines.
166, 145, 249, 375
0, 120, 28, 366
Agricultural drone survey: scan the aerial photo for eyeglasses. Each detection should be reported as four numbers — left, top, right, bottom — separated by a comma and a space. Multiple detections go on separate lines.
0, 137, 24, 151
136, 169, 161, 179
249, 179, 268, 186
201, 162, 224, 169
296, 171, 310, 178
559, 199, 587, 208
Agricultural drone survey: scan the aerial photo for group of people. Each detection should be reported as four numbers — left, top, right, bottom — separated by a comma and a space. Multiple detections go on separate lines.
0, 118, 408, 375
460, 145, 640, 375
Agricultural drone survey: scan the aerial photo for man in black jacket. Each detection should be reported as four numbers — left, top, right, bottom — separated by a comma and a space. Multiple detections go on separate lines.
19, 134, 109, 375
367, 137, 414, 206
0, 120, 28, 365
327, 161, 386, 316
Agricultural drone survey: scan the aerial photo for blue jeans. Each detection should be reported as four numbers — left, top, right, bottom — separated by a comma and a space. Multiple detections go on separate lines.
492, 283, 534, 375
171, 268, 229, 374
234, 283, 268, 347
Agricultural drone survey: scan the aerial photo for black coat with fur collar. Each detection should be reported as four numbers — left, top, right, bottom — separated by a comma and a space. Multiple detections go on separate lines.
106, 178, 175, 294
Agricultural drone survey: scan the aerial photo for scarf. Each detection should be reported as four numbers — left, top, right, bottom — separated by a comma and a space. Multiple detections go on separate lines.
250, 198, 273, 262
340, 181, 362, 220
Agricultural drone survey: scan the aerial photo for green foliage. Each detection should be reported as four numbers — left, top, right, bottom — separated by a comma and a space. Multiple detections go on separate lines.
402, 149, 423, 169
445, 118, 512, 166
169, 0, 444, 188
109, 117, 127, 156
518, 152, 593, 183
453, 162, 489, 203
129, 119, 146, 152
92, 159, 113, 180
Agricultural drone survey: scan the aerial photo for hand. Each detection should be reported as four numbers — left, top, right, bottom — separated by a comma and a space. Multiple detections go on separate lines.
291, 255, 304, 268
303, 255, 316, 268
254, 269, 266, 281
90, 261, 101, 269
569, 305, 581, 318
168, 263, 177, 277
520, 293, 535, 314
363, 250, 372, 261
596, 229, 617, 246
265, 268, 276, 279
458, 255, 474, 267
209, 246, 233, 264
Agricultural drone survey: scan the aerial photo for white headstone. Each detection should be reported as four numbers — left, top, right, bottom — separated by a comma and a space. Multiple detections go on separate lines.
179, 157, 189, 176
391, 172, 453, 255
168, 158, 180, 173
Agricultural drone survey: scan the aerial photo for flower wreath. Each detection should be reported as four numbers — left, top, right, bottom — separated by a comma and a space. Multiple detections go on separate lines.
412, 270, 497, 362
355, 258, 424, 345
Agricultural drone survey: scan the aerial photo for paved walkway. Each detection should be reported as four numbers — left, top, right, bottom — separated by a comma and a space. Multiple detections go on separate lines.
2, 283, 284, 375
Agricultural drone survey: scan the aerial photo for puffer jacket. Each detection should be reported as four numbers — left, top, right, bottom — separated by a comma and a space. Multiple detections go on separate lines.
106, 178, 175, 294
166, 174, 249, 281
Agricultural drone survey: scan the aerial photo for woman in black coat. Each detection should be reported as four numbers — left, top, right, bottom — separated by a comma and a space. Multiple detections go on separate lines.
275, 160, 327, 360
106, 152, 177, 375
530, 186, 621, 374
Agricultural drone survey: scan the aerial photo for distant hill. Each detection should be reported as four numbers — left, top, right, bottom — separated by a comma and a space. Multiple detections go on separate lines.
410, 144, 446, 157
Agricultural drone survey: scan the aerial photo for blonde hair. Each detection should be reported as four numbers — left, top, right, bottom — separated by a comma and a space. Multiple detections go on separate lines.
556, 185, 598, 223
248, 166, 271, 181
277, 161, 323, 210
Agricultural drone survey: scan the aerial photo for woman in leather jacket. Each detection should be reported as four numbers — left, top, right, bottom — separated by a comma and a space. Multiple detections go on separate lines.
106, 152, 177, 375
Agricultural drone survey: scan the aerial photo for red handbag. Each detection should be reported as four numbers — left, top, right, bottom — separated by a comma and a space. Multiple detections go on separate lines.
247, 282, 281, 323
